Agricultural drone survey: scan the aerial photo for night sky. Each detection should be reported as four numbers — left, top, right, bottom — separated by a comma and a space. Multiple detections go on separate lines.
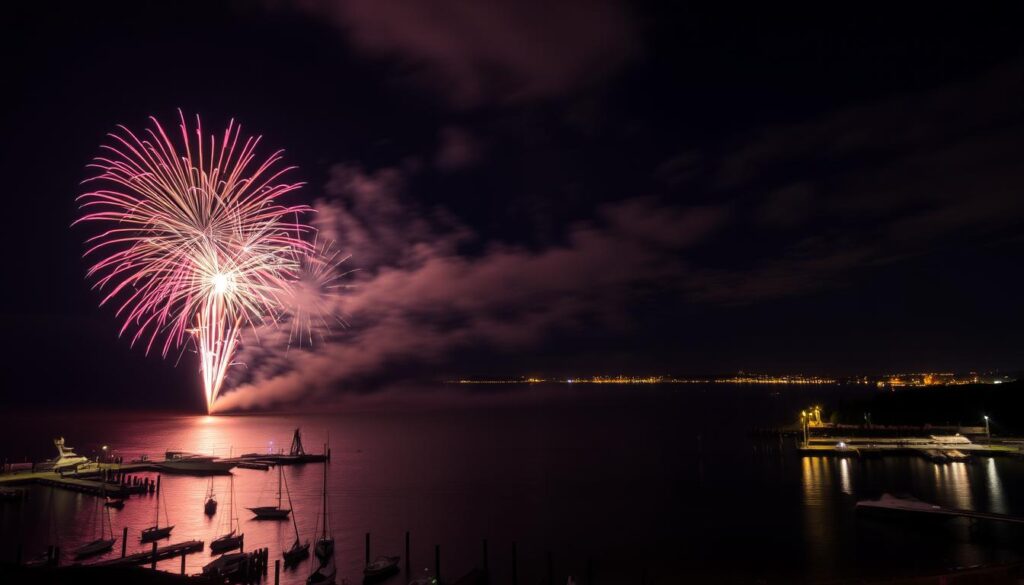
3, 2, 1024, 411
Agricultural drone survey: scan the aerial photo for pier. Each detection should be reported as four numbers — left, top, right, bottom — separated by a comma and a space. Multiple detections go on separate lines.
91, 540, 205, 567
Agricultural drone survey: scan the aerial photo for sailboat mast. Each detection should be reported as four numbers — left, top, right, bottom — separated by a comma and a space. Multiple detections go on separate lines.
154, 478, 160, 528
277, 465, 283, 509
321, 463, 327, 539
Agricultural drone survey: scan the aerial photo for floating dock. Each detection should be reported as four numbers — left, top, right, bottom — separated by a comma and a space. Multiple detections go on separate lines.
857, 494, 1024, 524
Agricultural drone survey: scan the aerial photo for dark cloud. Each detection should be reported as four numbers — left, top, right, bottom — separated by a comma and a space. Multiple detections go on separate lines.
675, 62, 1024, 303
216, 165, 725, 410
293, 0, 639, 106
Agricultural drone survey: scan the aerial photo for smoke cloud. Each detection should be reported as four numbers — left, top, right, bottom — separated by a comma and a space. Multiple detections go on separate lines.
213, 163, 724, 411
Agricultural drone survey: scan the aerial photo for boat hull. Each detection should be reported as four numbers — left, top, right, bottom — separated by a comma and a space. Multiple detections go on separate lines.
283, 542, 310, 566
248, 506, 291, 519
140, 525, 174, 542
73, 538, 115, 559
211, 532, 244, 554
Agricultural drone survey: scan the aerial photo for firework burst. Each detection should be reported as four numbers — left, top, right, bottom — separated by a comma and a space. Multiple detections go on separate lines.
75, 112, 312, 411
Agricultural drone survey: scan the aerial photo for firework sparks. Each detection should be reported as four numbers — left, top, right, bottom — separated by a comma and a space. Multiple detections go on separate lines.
75, 112, 312, 412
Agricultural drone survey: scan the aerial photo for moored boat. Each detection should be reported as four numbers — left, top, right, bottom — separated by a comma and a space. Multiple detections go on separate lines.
73, 537, 115, 559
211, 475, 244, 553
160, 452, 235, 475
249, 465, 291, 519
104, 497, 125, 509
140, 475, 174, 542
363, 556, 400, 582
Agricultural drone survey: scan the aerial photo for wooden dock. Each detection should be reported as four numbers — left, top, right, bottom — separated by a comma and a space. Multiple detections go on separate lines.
91, 540, 205, 567
35, 476, 130, 498
857, 494, 1024, 524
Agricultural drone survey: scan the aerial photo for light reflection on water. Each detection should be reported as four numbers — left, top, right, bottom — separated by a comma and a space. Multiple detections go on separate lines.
1, 401, 1024, 583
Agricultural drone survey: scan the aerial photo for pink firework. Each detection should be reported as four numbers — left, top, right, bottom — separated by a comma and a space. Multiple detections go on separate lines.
76, 112, 312, 412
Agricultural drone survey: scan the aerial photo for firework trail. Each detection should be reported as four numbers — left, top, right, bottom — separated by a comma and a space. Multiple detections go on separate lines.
76, 112, 312, 412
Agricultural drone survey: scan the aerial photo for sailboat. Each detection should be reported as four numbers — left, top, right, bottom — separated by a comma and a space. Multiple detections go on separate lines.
307, 556, 337, 585
211, 475, 244, 553
73, 497, 116, 559
314, 463, 334, 561
281, 469, 310, 566
248, 464, 291, 519
204, 477, 218, 516
140, 476, 174, 542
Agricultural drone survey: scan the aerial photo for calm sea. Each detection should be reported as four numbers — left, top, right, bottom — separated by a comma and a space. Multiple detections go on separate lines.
1, 384, 1023, 584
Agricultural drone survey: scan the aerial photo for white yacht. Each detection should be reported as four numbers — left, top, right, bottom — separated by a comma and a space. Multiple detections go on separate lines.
38, 438, 90, 472
159, 451, 236, 474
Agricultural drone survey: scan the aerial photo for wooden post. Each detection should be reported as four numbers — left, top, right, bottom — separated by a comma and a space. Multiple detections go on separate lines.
365, 532, 370, 566
181, 550, 186, 574
512, 542, 518, 585
275, 559, 281, 585
434, 544, 440, 583
122, 527, 128, 557
405, 531, 410, 575
240, 533, 244, 552
156, 474, 161, 494
151, 541, 157, 570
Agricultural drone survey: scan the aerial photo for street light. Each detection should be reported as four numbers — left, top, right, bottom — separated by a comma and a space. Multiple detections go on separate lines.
984, 415, 990, 441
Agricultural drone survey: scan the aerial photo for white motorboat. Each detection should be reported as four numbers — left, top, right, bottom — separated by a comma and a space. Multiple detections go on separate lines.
160, 452, 236, 474
38, 437, 90, 472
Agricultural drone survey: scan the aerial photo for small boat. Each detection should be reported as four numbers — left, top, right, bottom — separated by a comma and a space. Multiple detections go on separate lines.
363, 556, 401, 582
204, 477, 218, 516
141, 525, 173, 542
211, 475, 244, 553
282, 467, 310, 567
140, 476, 174, 542
314, 462, 334, 562
308, 557, 337, 585
203, 551, 249, 577
104, 497, 125, 509
73, 537, 115, 559
74, 495, 117, 559
130, 454, 150, 464
249, 465, 291, 519
211, 530, 244, 554
283, 538, 310, 566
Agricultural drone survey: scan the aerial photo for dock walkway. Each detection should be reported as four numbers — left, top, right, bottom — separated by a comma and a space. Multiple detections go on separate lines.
91, 540, 205, 567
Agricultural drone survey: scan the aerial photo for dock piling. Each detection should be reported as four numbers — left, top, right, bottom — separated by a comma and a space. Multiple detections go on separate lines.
274, 559, 280, 585
512, 542, 518, 585
121, 527, 128, 557
156, 474, 161, 494
180, 550, 186, 574
151, 541, 157, 570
